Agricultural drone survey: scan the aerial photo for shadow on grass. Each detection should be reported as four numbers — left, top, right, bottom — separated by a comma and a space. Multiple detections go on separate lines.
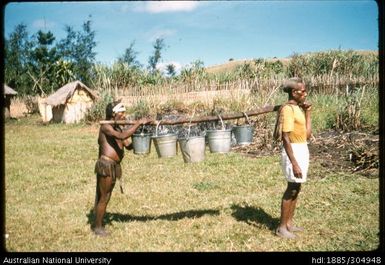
87, 208, 220, 227
230, 204, 279, 231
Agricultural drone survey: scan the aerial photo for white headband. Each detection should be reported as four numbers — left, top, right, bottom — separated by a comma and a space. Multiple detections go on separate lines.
112, 103, 126, 113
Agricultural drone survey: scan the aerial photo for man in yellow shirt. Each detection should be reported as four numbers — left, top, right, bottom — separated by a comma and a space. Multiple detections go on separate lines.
276, 77, 312, 239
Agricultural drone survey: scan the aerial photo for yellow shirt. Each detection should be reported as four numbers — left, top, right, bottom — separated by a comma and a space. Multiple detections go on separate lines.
281, 104, 307, 143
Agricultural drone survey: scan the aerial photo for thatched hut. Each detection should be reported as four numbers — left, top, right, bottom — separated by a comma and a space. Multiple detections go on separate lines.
42, 81, 98, 124
4, 84, 18, 118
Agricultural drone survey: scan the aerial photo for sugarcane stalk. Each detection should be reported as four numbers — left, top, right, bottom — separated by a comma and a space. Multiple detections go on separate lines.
99, 105, 281, 125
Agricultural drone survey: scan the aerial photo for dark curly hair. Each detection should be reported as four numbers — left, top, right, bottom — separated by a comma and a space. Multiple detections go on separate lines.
105, 99, 122, 120
282, 77, 303, 93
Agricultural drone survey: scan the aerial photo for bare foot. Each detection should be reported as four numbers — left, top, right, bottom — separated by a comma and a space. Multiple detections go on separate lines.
276, 227, 296, 239
288, 226, 304, 232
93, 227, 109, 237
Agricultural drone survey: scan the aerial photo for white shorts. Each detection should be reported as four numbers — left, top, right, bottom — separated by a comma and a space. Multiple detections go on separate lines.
281, 143, 309, 183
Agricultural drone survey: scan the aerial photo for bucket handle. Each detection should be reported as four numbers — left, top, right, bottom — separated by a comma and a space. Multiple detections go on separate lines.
155, 120, 162, 136
187, 109, 196, 140
140, 123, 145, 135
242, 112, 251, 125
187, 127, 191, 140
217, 114, 225, 130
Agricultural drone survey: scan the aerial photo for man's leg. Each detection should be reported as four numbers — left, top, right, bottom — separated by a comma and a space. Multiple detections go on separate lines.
287, 183, 303, 232
94, 174, 115, 236
277, 182, 299, 239
94, 175, 99, 215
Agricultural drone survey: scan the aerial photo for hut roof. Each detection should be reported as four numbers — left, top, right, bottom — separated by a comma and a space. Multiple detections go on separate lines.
4, 84, 18, 96
46, 80, 98, 106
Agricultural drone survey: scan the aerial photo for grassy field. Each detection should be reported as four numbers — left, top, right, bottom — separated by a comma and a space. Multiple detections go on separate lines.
4, 114, 379, 252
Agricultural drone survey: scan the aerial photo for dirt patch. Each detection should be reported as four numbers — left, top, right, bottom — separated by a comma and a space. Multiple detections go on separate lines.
309, 130, 379, 178
232, 129, 379, 178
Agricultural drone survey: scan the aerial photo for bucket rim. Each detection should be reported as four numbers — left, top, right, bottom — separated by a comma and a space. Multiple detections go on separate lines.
151, 133, 177, 139
133, 133, 152, 137
178, 135, 206, 141
206, 129, 232, 133
232, 125, 253, 128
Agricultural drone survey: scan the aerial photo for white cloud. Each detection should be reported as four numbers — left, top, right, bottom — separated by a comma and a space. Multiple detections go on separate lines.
119, 2, 142, 13
135, 1, 199, 13
32, 19, 56, 30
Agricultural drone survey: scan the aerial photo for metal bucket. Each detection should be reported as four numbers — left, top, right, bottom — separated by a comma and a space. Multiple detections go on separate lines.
132, 133, 152, 154
232, 125, 254, 145
206, 129, 232, 153
178, 136, 206, 163
152, 133, 178, 158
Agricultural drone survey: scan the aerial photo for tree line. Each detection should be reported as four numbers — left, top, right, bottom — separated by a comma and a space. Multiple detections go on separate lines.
4, 18, 171, 96
4, 18, 379, 97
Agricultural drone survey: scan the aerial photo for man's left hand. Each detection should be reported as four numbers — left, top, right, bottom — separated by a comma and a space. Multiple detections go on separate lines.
301, 102, 312, 111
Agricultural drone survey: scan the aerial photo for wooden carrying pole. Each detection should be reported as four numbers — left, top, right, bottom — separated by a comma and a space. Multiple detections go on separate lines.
99, 105, 281, 125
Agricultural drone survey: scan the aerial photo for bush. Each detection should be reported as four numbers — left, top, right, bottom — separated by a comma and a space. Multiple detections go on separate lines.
158, 99, 189, 114
83, 91, 113, 122
24, 96, 39, 114
335, 86, 365, 131
128, 99, 151, 119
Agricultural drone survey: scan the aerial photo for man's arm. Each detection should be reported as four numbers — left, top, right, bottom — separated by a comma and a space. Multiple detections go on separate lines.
305, 109, 312, 140
123, 138, 133, 150
301, 102, 312, 140
101, 118, 152, 140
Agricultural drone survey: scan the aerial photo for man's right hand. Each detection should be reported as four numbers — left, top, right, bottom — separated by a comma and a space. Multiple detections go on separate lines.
138, 117, 153, 125
292, 164, 302, 178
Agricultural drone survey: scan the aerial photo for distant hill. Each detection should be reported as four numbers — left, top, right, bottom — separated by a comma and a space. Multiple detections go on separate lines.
205, 50, 377, 75
205, 57, 289, 74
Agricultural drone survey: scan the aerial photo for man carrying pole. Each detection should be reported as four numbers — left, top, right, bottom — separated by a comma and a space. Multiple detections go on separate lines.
93, 100, 152, 236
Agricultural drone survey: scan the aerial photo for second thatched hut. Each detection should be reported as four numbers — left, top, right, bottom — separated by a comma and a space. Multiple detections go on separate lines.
4, 84, 18, 118
40, 80, 98, 124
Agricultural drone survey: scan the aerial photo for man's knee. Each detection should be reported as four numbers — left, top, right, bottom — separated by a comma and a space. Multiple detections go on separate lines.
98, 192, 111, 204
284, 183, 301, 198
98, 174, 115, 187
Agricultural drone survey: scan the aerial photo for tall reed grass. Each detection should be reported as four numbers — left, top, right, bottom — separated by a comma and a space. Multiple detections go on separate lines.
90, 50, 378, 100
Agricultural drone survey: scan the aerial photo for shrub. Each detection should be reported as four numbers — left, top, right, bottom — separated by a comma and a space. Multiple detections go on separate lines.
83, 91, 113, 122
335, 86, 366, 131
24, 96, 39, 114
128, 99, 151, 119
158, 99, 189, 114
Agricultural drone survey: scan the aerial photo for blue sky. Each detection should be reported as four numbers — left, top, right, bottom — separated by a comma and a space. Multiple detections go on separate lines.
4, 1, 379, 72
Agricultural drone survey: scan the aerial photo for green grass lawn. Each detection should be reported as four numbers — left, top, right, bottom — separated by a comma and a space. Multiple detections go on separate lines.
4, 115, 379, 251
